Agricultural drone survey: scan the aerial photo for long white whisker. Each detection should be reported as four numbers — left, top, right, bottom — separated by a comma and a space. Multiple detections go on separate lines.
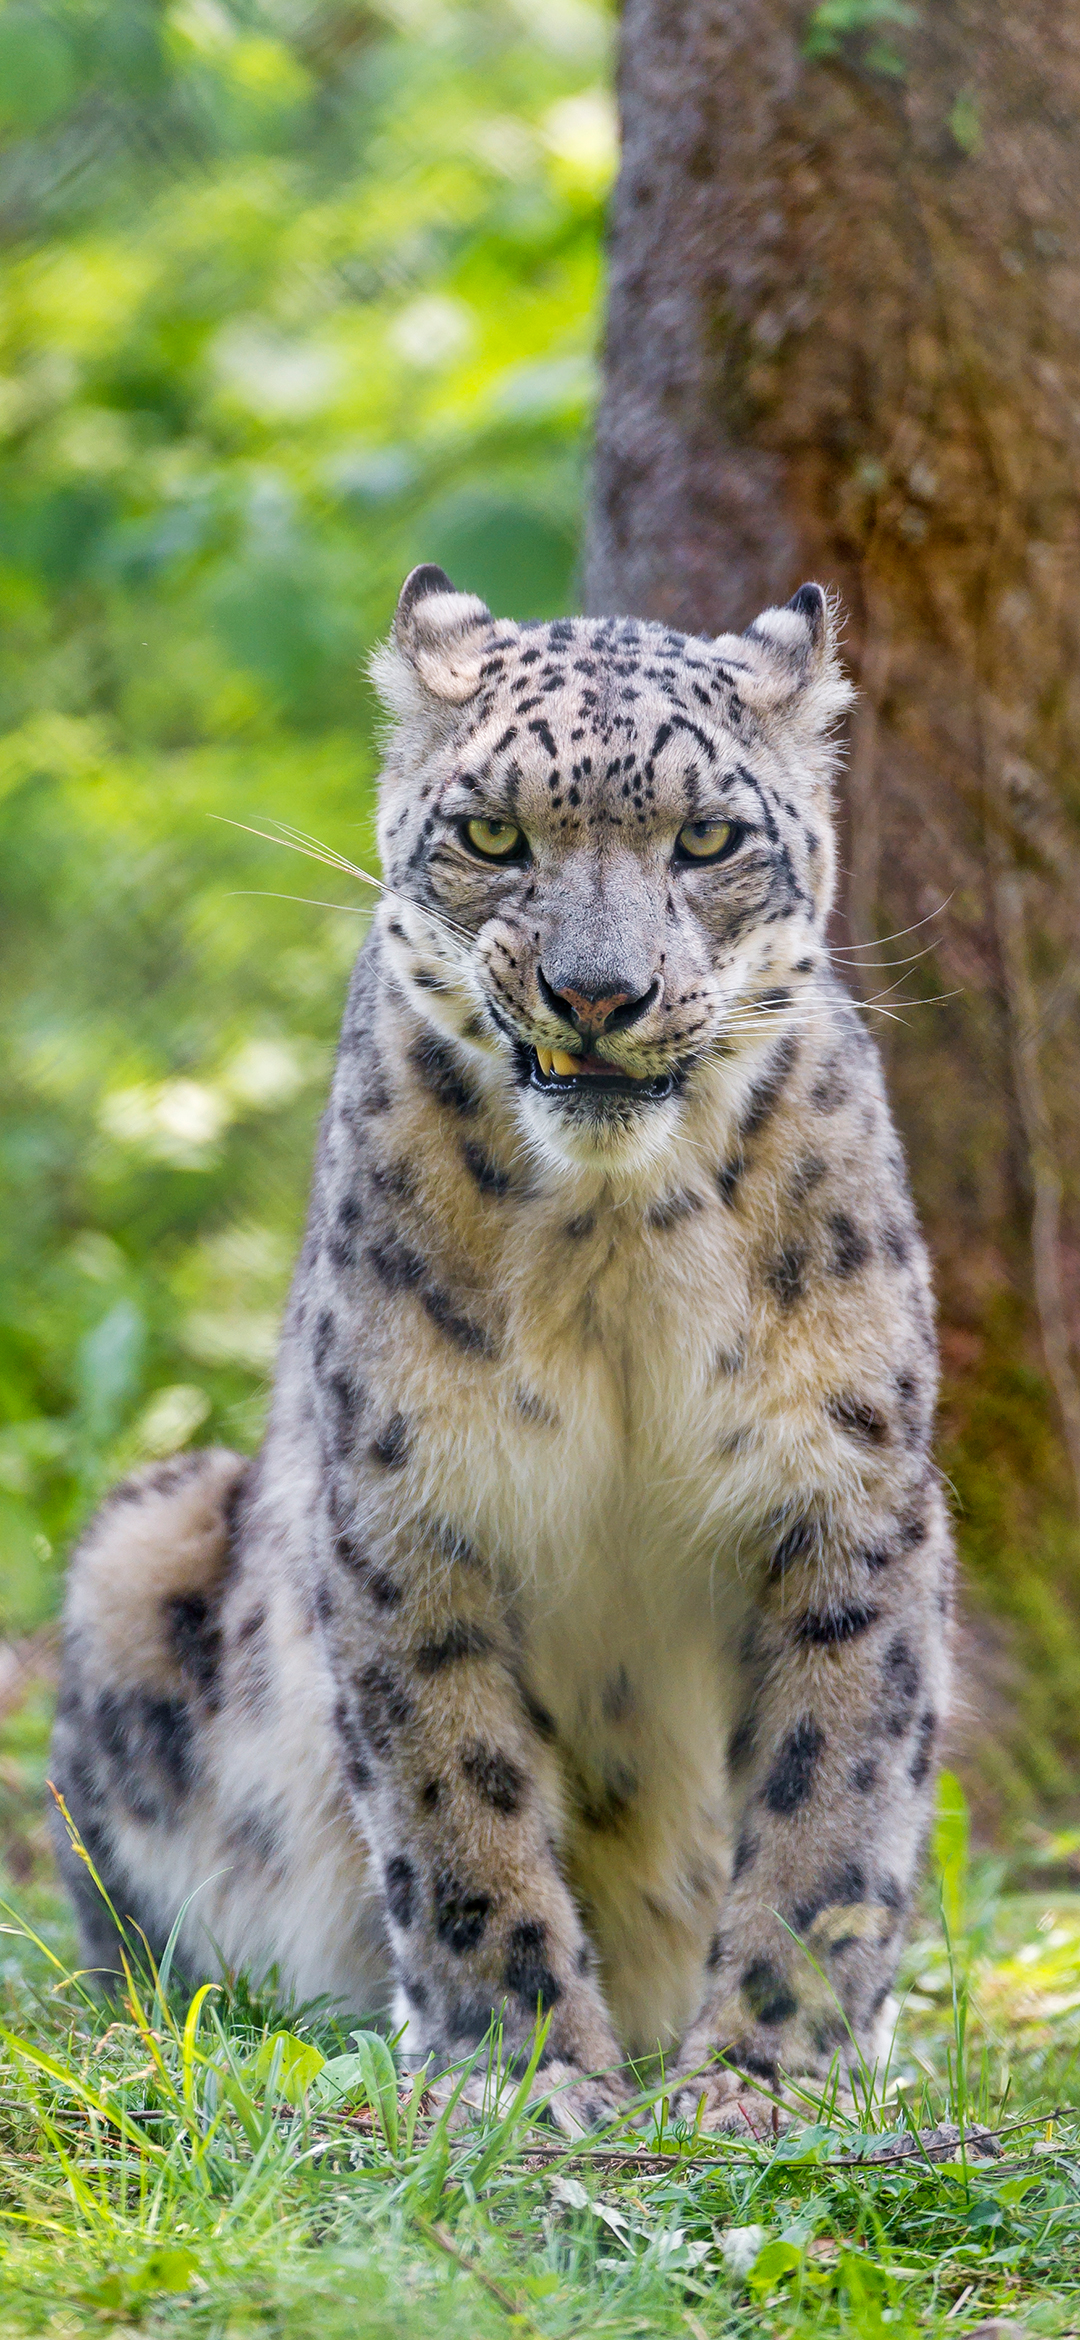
859, 966, 929, 1006
864, 990, 963, 1014
707, 1024, 788, 1042
227, 890, 370, 917
210, 815, 474, 955
830, 941, 941, 970
267, 818, 393, 890
861, 970, 965, 1010
211, 813, 392, 897
266, 817, 476, 945
830, 898, 954, 953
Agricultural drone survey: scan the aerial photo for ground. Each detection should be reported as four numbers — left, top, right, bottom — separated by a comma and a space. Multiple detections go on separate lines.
2, 1635, 1080, 2338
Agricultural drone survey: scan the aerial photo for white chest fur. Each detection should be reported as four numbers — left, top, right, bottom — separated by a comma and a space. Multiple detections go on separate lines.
393, 1194, 778, 2052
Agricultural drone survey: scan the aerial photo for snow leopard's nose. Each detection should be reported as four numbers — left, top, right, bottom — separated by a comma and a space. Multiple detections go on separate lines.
537, 970, 661, 1037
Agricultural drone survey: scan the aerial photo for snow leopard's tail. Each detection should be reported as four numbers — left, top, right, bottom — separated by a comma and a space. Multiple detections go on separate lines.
50, 1447, 248, 1977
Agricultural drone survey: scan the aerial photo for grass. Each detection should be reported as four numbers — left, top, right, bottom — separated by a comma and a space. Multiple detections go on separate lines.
3, 1654, 1080, 2335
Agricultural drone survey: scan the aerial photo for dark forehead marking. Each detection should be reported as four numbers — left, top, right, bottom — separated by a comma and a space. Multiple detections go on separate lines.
733, 763, 779, 839
450, 624, 774, 813
647, 710, 726, 771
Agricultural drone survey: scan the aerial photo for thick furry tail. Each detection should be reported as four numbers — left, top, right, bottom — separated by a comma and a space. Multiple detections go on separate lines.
50, 1447, 248, 1976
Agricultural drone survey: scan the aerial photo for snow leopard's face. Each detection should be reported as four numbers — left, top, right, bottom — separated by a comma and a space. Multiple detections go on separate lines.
373, 567, 852, 1172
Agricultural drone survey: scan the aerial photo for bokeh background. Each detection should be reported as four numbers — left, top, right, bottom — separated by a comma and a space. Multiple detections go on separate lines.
5, 24, 1080, 2336
0, 0, 615, 1645
4, 0, 1080, 1887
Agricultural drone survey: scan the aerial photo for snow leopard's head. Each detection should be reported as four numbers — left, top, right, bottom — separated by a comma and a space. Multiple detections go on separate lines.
372, 565, 853, 1174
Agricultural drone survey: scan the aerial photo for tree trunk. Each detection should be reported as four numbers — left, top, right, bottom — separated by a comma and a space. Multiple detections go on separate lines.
586, 0, 1080, 1823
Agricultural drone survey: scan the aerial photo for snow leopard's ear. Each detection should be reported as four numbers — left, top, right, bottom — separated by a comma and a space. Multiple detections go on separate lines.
713, 584, 854, 744
371, 565, 498, 717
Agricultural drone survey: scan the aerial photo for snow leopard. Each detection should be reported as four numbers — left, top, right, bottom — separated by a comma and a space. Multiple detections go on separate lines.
51, 566, 952, 2132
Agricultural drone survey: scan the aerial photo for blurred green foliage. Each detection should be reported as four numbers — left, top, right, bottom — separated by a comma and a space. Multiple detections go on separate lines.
0, 0, 614, 1628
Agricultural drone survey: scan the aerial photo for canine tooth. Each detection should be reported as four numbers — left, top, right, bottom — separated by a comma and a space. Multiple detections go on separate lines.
551, 1050, 579, 1076
536, 1048, 554, 1077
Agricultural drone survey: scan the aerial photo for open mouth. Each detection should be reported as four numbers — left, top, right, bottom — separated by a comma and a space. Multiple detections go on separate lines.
527, 1044, 677, 1104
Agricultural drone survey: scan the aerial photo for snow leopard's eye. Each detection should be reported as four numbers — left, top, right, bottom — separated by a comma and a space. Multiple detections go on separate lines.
460, 817, 528, 862
674, 818, 742, 864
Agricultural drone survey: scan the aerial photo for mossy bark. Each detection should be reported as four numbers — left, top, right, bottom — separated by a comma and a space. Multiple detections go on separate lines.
585, 0, 1080, 1828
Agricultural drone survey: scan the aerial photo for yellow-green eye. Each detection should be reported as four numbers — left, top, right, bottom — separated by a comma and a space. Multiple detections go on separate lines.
675, 818, 735, 863
462, 816, 525, 861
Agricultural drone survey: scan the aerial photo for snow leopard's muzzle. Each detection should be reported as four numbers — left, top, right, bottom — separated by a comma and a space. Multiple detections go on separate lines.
515, 961, 682, 1108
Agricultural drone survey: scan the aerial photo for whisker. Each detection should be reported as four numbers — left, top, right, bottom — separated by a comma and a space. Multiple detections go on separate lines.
266, 817, 476, 946
861, 970, 964, 1010
829, 942, 941, 971
854, 990, 963, 1027
830, 898, 954, 954
705, 1026, 786, 1043
859, 966, 928, 1007
227, 890, 370, 916
864, 990, 963, 1014
267, 818, 394, 891
210, 815, 474, 955
211, 813, 390, 896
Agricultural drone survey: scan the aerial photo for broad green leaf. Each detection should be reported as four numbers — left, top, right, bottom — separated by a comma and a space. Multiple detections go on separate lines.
748, 2237, 802, 2291
252, 2031, 326, 2107
348, 2028, 400, 2153
136, 2246, 200, 2294
314, 2051, 369, 2106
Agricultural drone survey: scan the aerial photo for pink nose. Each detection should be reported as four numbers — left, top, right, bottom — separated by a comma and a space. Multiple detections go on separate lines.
538, 969, 662, 1037
552, 985, 634, 1034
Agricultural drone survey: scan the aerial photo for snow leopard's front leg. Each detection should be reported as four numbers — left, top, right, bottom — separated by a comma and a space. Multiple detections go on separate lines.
676, 1471, 953, 2133
316, 1501, 626, 2129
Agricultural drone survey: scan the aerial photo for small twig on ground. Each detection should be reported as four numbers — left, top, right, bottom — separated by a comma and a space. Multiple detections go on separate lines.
411, 2216, 544, 2332
16, 2089, 1075, 2177
514, 2107, 1077, 2175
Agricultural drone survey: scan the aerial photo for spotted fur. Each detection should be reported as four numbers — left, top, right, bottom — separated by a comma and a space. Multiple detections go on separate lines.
52, 569, 952, 2130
